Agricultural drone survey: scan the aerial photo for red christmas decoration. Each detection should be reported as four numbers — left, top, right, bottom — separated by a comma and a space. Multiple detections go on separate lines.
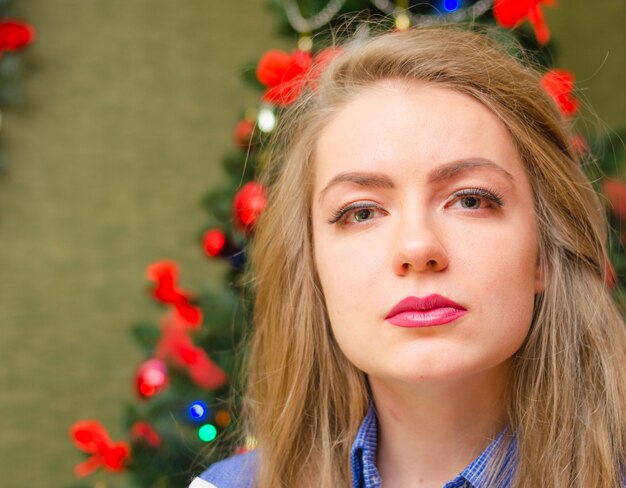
234, 118, 255, 149
156, 311, 228, 390
135, 358, 169, 399
70, 420, 130, 477
255, 47, 341, 106
146, 260, 203, 327
0, 19, 36, 52
540, 69, 579, 117
256, 49, 312, 106
570, 134, 588, 155
308, 47, 341, 89
605, 259, 616, 289
130, 421, 162, 448
602, 178, 626, 220
493, 0, 555, 45
203, 228, 227, 257
233, 181, 267, 233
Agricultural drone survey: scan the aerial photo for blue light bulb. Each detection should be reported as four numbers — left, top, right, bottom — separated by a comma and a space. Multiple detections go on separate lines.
443, 0, 460, 12
188, 401, 208, 422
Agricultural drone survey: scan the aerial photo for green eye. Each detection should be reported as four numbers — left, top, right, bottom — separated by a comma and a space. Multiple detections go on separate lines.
328, 202, 386, 226
353, 209, 373, 222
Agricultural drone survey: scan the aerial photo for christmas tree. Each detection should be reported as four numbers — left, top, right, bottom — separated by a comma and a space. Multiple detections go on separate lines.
69, 1, 625, 487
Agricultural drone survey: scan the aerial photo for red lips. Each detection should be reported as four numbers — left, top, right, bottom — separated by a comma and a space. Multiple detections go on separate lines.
385, 294, 467, 328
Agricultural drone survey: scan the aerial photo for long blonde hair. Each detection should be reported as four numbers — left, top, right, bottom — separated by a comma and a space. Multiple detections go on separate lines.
244, 25, 626, 487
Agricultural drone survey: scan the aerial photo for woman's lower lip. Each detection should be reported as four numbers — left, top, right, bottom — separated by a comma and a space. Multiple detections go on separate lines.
386, 308, 467, 328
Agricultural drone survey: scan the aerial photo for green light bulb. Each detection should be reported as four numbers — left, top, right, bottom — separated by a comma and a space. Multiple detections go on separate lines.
198, 424, 217, 442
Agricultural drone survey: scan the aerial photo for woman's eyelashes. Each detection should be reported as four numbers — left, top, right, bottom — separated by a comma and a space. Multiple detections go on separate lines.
327, 187, 505, 226
448, 187, 505, 210
328, 201, 386, 225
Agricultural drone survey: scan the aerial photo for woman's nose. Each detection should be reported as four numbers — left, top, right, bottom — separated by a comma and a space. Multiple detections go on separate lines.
391, 213, 449, 275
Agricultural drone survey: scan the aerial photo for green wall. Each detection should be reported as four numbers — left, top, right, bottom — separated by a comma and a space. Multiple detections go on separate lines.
0, 1, 623, 486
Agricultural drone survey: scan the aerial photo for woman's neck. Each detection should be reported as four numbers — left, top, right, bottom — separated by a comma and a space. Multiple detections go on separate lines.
369, 362, 510, 488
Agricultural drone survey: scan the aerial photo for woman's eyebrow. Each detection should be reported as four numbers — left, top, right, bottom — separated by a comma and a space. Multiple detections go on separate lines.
318, 158, 515, 203
318, 172, 394, 203
428, 158, 515, 185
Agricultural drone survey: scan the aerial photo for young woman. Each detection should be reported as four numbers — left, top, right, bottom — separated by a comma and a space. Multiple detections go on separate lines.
190, 25, 626, 488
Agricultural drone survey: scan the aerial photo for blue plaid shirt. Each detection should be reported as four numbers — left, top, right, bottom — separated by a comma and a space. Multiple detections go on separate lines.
350, 407, 516, 488
190, 406, 516, 488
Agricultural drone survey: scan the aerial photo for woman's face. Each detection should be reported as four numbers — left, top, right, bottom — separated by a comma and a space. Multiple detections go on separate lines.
311, 80, 544, 386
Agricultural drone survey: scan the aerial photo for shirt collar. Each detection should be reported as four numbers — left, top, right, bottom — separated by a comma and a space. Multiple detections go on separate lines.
350, 406, 381, 488
349, 406, 516, 488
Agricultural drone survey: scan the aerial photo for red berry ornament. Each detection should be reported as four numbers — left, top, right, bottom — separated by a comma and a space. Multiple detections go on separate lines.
203, 228, 226, 257
135, 358, 169, 399
233, 182, 267, 233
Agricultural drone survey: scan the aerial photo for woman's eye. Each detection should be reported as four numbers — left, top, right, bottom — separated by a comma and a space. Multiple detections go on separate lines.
457, 195, 485, 209
353, 208, 375, 222
328, 203, 386, 226
449, 188, 504, 211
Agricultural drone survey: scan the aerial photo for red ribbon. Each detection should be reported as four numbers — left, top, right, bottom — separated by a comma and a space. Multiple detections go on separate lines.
70, 420, 130, 477
146, 260, 203, 327
257, 49, 312, 106
540, 69, 579, 117
256, 47, 341, 107
493, 0, 555, 45
156, 311, 228, 390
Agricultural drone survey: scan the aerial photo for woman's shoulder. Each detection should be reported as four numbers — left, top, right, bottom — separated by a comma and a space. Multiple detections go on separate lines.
188, 450, 258, 488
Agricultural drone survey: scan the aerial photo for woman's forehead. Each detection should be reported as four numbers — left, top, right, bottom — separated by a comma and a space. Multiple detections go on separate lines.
312, 80, 526, 194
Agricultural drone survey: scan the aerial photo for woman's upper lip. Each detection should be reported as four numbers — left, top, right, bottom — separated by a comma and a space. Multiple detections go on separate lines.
385, 294, 466, 318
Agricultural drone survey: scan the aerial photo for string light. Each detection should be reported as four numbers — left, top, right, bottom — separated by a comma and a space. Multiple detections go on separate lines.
370, 0, 492, 24
198, 424, 218, 442
257, 106, 276, 133
443, 0, 461, 12
188, 401, 208, 422
215, 410, 232, 428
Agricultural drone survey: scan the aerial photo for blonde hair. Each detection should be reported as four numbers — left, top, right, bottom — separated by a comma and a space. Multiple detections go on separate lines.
243, 25, 626, 487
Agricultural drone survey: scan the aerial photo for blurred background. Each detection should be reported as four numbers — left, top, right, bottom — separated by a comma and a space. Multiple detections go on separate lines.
0, 0, 623, 486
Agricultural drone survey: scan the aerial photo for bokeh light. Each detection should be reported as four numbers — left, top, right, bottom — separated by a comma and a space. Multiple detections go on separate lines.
443, 0, 460, 12
188, 401, 208, 422
198, 423, 218, 442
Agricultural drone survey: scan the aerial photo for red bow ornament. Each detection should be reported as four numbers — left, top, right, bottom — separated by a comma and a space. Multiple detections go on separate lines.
540, 69, 579, 117
156, 311, 228, 390
257, 49, 312, 106
0, 19, 36, 52
70, 420, 130, 477
493, 0, 555, 45
146, 260, 203, 327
